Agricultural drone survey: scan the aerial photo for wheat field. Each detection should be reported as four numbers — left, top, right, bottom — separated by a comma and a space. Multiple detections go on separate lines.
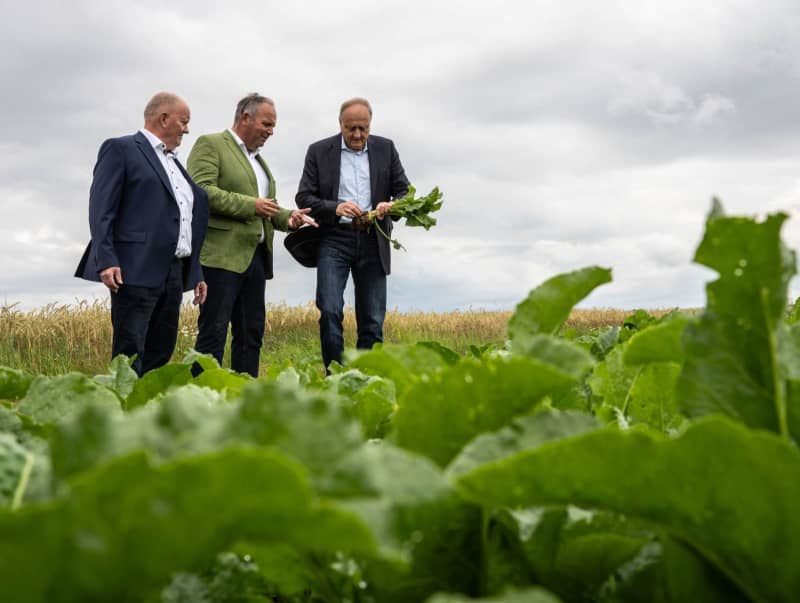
0, 300, 659, 375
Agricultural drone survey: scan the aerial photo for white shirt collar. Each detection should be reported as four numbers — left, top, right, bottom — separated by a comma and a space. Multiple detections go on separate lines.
228, 128, 259, 157
140, 128, 177, 157
341, 136, 368, 153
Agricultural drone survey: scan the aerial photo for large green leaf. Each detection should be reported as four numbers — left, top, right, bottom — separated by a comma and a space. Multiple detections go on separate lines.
125, 363, 194, 410
347, 343, 452, 398
49, 385, 231, 483
508, 266, 612, 343
677, 202, 798, 439
623, 315, 689, 365
230, 381, 363, 488
326, 370, 397, 439
92, 355, 138, 400
17, 373, 121, 427
490, 507, 745, 603
590, 346, 684, 432
447, 411, 600, 479
455, 416, 800, 603
0, 433, 32, 508
0, 366, 35, 401
393, 356, 577, 467
513, 335, 595, 380
0, 448, 324, 603
329, 441, 482, 602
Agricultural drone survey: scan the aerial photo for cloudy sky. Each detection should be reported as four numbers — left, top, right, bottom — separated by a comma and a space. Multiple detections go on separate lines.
4, 0, 800, 313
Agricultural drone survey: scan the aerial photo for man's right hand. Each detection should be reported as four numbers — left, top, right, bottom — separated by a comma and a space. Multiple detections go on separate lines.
100, 266, 123, 293
336, 201, 363, 219
255, 197, 281, 217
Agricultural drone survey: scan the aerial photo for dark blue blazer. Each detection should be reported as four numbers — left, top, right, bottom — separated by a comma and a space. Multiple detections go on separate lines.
295, 134, 409, 275
76, 131, 209, 290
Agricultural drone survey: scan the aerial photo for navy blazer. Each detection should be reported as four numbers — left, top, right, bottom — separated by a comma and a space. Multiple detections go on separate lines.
295, 134, 409, 275
76, 131, 209, 290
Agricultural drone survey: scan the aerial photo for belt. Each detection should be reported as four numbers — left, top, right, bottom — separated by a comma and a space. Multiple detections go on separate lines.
337, 220, 370, 232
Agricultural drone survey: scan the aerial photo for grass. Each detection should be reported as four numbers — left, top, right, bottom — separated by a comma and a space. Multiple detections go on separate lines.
0, 300, 669, 376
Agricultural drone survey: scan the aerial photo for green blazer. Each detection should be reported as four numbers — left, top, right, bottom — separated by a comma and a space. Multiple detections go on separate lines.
187, 130, 290, 275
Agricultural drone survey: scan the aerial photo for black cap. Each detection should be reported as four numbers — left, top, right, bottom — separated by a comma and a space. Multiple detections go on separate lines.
284, 226, 323, 268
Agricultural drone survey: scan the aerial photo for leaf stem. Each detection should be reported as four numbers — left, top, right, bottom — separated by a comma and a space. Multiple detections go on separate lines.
11, 451, 34, 510
762, 287, 789, 439
373, 219, 406, 251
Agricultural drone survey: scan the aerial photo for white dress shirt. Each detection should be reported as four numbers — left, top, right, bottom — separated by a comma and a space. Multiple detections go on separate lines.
140, 128, 194, 258
228, 128, 267, 242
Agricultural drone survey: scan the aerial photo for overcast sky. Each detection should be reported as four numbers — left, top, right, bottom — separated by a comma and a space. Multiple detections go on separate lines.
4, 0, 800, 313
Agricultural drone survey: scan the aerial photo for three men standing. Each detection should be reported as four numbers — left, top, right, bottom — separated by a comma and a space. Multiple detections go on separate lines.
76, 92, 209, 376
296, 98, 409, 369
187, 93, 314, 377
79, 93, 405, 375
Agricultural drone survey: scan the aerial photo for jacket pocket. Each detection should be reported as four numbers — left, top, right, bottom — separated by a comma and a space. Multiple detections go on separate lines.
208, 216, 233, 231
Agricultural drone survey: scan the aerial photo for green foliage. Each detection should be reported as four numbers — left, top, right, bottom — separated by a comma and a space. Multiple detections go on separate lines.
508, 266, 612, 342
455, 417, 800, 603
1, 203, 798, 602
389, 184, 444, 230
677, 201, 799, 440
0, 366, 35, 400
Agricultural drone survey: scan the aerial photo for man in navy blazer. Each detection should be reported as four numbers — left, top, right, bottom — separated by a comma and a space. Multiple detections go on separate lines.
296, 97, 409, 369
76, 92, 209, 375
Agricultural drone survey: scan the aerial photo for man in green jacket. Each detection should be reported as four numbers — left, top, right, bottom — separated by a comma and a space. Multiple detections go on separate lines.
188, 93, 315, 376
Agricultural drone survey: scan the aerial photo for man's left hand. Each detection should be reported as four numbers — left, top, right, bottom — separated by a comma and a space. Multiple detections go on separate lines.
193, 281, 208, 305
288, 208, 318, 230
375, 201, 394, 219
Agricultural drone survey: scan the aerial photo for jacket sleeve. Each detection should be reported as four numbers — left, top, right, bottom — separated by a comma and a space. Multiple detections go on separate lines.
88, 138, 126, 271
295, 144, 340, 226
187, 136, 257, 221
389, 140, 410, 201
388, 140, 410, 223
270, 208, 291, 232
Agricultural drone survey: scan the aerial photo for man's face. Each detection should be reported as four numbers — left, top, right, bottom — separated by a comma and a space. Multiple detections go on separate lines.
241, 102, 276, 152
161, 101, 191, 150
339, 104, 371, 151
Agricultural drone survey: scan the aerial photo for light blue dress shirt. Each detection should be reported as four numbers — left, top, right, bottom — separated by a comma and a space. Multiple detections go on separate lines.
338, 138, 371, 223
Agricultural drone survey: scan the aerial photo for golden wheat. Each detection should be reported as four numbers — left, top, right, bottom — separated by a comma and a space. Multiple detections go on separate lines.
0, 301, 664, 375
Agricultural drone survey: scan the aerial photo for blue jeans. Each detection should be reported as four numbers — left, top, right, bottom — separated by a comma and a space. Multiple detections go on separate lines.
317, 229, 387, 368
110, 256, 184, 376
195, 246, 268, 377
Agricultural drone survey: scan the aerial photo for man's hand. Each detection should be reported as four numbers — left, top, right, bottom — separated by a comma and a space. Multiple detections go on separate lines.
255, 197, 281, 218
288, 208, 318, 230
336, 201, 363, 219
193, 281, 207, 305
100, 266, 123, 293
375, 201, 394, 219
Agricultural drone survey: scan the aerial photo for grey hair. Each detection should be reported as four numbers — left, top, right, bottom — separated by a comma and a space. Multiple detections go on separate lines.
339, 97, 372, 118
234, 93, 275, 123
143, 92, 182, 121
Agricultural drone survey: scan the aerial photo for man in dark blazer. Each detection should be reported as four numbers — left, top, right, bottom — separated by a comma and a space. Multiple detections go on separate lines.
76, 92, 209, 376
296, 97, 409, 369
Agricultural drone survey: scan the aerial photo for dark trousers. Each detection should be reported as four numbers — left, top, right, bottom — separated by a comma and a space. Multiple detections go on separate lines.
316, 229, 387, 369
195, 246, 268, 377
110, 257, 184, 376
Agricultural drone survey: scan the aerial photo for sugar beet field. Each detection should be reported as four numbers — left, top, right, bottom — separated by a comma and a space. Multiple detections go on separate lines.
1, 202, 798, 603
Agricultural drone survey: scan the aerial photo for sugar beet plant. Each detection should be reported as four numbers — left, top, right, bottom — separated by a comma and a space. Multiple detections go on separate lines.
1, 200, 799, 603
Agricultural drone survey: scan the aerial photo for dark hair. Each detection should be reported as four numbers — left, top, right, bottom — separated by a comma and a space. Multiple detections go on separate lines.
234, 93, 274, 123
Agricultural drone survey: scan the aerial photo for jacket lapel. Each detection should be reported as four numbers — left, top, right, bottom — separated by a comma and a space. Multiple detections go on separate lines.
256, 155, 276, 199
330, 135, 342, 200
135, 131, 175, 201
367, 135, 378, 208
222, 130, 259, 196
